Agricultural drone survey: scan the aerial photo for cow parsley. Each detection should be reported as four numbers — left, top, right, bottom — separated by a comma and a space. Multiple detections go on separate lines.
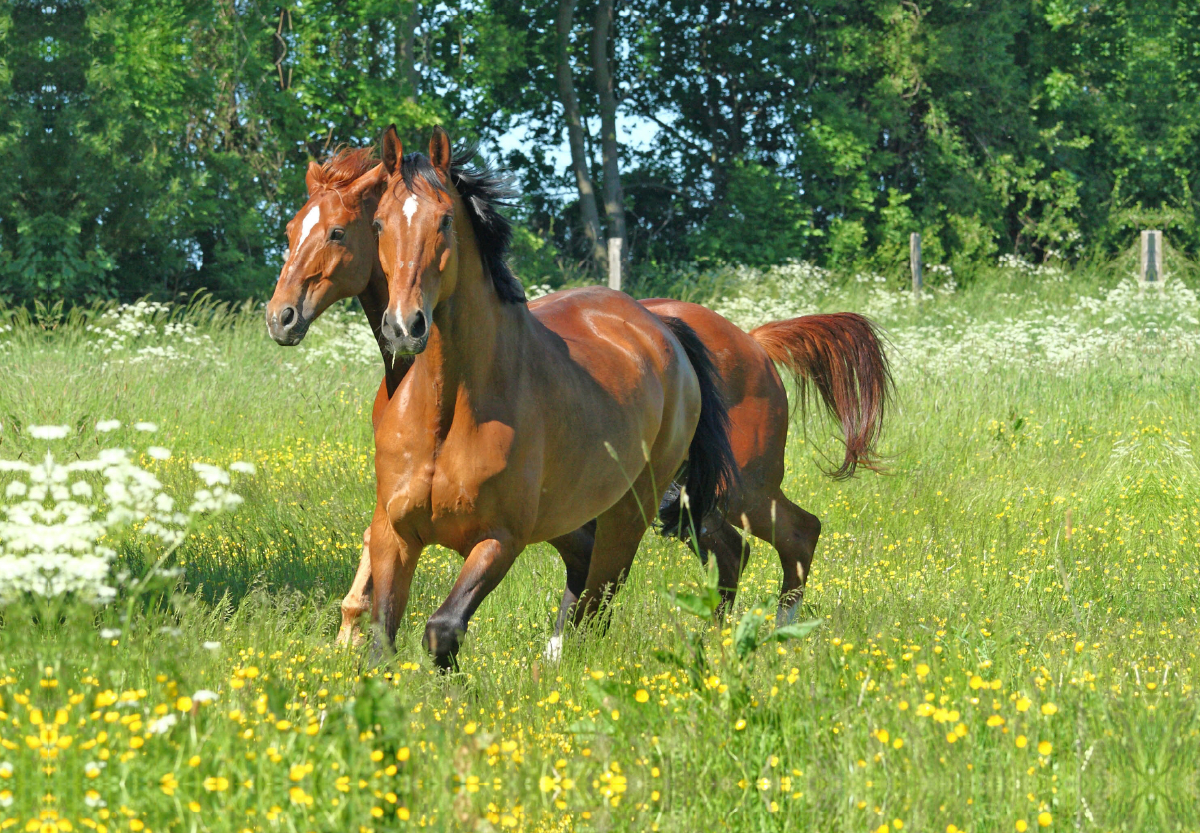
0, 422, 251, 604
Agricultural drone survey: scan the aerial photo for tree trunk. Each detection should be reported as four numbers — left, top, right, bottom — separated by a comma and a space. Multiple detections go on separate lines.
397, 1, 419, 103
592, 0, 626, 284
555, 0, 606, 269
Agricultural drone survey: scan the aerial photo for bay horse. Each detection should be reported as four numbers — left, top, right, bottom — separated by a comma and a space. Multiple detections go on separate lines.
363, 124, 736, 666
266, 138, 892, 658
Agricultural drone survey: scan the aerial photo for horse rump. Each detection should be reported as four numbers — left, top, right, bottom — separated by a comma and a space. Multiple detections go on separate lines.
656, 316, 740, 543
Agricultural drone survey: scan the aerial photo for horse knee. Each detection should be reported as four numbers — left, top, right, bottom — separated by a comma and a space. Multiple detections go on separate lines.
423, 616, 465, 670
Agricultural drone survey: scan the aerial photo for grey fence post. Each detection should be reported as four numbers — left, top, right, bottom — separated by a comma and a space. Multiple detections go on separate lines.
910, 233, 922, 296
607, 238, 623, 291
1139, 230, 1162, 289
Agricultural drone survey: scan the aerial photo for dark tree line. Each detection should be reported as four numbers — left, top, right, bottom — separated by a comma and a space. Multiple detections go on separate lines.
1, 0, 1196, 303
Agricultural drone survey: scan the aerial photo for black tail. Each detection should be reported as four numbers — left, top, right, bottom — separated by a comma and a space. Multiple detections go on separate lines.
657, 316, 741, 541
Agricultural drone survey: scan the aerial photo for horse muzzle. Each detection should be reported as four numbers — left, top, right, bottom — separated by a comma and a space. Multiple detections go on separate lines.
381, 307, 429, 355
266, 304, 310, 346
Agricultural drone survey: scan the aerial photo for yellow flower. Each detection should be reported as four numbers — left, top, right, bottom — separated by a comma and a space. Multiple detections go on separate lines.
1016, 697, 1031, 712
1037, 811, 1052, 827
915, 664, 930, 677
160, 773, 178, 796
876, 729, 889, 743
635, 689, 649, 703
987, 715, 1005, 727
734, 719, 747, 731
1016, 821, 1028, 832
396, 747, 410, 761
202, 776, 229, 792
175, 697, 193, 712
1038, 741, 1052, 756
1040, 703, 1058, 716
1015, 735, 1028, 748
463, 722, 477, 735
539, 775, 556, 793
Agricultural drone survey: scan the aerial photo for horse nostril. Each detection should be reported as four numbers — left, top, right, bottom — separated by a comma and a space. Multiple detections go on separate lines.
409, 310, 427, 339
280, 307, 296, 328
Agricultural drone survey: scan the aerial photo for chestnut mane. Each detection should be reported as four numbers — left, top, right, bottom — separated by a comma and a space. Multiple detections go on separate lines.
310, 146, 378, 192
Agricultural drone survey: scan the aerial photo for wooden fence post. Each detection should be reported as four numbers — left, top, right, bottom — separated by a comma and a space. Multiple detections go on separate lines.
1139, 230, 1162, 288
910, 233, 922, 296
607, 237, 623, 291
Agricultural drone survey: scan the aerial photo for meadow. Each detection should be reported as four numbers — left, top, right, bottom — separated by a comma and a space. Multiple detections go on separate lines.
0, 254, 1196, 832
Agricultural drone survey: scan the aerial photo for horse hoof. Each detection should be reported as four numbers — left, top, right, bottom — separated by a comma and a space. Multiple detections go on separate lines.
543, 635, 563, 663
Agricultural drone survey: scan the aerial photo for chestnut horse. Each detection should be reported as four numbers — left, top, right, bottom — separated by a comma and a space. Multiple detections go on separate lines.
360, 125, 736, 666
266, 141, 892, 653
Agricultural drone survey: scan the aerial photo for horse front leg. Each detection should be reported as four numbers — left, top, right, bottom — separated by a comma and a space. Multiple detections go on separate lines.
368, 506, 421, 663
424, 534, 521, 670
336, 528, 373, 646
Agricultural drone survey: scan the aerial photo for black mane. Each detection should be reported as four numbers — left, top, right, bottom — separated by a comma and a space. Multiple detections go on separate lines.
397, 144, 526, 304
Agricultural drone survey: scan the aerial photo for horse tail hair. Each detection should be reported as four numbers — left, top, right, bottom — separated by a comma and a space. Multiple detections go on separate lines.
656, 316, 741, 541
751, 313, 893, 479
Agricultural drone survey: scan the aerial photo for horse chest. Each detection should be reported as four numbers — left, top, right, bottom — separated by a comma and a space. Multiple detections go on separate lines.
382, 417, 523, 545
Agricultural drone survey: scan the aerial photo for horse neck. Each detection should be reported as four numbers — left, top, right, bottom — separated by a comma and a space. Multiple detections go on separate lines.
414, 240, 526, 425
358, 248, 412, 395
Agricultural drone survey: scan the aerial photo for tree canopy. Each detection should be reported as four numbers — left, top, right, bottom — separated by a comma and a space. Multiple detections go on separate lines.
1, 0, 1195, 303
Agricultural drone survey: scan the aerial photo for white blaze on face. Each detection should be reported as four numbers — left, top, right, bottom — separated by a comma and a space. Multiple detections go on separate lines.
297, 204, 321, 248
403, 195, 419, 225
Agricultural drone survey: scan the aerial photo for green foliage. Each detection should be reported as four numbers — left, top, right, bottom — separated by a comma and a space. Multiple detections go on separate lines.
689, 161, 814, 266
4, 1, 1200, 300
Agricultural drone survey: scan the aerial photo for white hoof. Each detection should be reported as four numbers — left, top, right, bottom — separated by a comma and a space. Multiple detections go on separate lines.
543, 635, 563, 663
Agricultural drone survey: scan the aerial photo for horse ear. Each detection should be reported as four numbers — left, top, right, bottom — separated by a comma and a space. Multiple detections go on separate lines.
381, 125, 403, 176
350, 163, 388, 200
305, 161, 322, 195
429, 126, 451, 179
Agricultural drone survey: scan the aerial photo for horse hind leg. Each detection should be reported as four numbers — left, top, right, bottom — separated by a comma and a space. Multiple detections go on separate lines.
700, 521, 750, 622
741, 490, 821, 625
545, 520, 597, 662
572, 462, 669, 632
336, 528, 374, 646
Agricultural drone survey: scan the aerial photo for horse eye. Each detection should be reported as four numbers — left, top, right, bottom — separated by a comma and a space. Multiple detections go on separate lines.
330, 227, 345, 242
371, 220, 382, 236
440, 214, 453, 232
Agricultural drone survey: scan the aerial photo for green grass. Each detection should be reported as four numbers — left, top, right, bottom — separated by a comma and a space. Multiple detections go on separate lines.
0, 264, 1197, 832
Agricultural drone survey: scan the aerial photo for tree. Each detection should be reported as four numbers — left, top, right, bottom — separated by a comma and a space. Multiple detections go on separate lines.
555, 0, 606, 270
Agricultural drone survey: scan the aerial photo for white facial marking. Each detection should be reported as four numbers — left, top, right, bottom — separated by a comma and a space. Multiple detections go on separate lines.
403, 195, 419, 225
297, 205, 320, 248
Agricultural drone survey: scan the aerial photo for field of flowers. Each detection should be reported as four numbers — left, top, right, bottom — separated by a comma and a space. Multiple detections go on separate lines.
0, 254, 1196, 832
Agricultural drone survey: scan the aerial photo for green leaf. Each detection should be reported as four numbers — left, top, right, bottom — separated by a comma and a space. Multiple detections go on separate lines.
733, 606, 770, 660
765, 619, 823, 644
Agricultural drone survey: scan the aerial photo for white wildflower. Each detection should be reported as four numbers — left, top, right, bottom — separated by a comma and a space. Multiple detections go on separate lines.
134, 422, 157, 433
147, 714, 177, 735
28, 425, 70, 440
229, 461, 256, 475
95, 420, 121, 433
147, 447, 171, 460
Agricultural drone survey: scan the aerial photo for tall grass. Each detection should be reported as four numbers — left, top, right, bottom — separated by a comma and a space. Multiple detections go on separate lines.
0, 260, 1196, 831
